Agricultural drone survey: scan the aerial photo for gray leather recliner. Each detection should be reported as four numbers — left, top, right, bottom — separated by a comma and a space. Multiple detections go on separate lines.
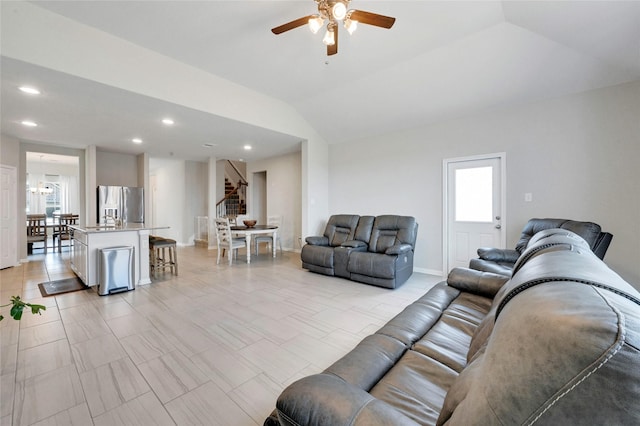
301, 215, 417, 288
301, 214, 369, 276
469, 217, 613, 276
347, 215, 418, 288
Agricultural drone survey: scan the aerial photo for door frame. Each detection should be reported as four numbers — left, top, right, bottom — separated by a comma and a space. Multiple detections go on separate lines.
1, 165, 18, 269
442, 152, 507, 275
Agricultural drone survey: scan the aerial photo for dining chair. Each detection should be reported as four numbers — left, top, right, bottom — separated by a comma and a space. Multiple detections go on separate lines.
54, 214, 78, 252
215, 217, 247, 265
26, 214, 48, 254
254, 215, 283, 256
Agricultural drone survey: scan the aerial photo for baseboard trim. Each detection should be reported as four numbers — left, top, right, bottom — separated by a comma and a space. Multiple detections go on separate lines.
414, 267, 444, 277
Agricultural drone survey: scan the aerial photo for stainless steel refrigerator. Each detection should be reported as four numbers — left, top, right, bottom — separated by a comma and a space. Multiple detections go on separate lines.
97, 186, 144, 224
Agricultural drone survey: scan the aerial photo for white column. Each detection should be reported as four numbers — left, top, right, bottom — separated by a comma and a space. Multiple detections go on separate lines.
208, 157, 217, 250
138, 229, 151, 285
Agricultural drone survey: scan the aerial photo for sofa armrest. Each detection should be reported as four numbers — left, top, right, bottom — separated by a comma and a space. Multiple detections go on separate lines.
305, 236, 329, 246
477, 247, 520, 263
341, 240, 368, 249
447, 267, 509, 298
276, 373, 419, 426
385, 244, 412, 256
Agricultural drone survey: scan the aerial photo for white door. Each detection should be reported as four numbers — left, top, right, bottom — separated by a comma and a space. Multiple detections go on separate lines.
1, 165, 17, 269
444, 154, 505, 273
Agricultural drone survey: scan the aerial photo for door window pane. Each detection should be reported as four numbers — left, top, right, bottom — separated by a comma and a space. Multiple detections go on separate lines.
455, 167, 492, 222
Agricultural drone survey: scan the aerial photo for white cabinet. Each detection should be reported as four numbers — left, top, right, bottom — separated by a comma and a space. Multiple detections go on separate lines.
71, 230, 88, 283
68, 224, 159, 287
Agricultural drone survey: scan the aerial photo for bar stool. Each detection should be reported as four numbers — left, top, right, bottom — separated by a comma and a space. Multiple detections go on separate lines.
149, 236, 178, 278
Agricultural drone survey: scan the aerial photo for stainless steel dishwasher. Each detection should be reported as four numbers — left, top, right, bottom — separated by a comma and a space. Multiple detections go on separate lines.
98, 246, 135, 296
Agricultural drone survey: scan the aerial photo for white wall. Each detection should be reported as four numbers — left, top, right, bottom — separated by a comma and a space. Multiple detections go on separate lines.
0, 134, 20, 166
149, 158, 186, 243
329, 81, 640, 287
96, 151, 139, 187
247, 152, 302, 251
183, 161, 208, 244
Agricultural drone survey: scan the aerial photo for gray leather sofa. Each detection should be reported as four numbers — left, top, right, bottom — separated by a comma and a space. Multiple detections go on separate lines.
267, 229, 640, 425
469, 217, 613, 276
301, 215, 418, 289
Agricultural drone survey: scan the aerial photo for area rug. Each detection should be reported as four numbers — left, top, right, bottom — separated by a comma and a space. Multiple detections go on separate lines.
38, 277, 89, 297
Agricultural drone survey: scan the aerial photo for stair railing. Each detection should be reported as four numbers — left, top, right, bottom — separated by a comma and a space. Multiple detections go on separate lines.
216, 160, 248, 219
216, 184, 247, 218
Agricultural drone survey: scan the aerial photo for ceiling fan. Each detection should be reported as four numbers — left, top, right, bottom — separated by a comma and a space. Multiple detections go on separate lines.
271, 0, 396, 56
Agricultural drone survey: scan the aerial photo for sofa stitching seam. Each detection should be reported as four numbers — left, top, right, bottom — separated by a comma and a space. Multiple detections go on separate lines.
496, 277, 640, 321
526, 294, 626, 425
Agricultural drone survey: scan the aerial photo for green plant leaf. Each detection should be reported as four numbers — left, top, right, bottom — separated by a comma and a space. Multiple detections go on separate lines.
1, 295, 47, 321
30, 304, 46, 315
10, 304, 24, 320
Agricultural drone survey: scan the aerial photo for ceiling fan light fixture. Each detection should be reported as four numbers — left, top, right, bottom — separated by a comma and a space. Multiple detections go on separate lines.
344, 18, 358, 34
331, 2, 347, 20
322, 27, 335, 46
308, 15, 324, 34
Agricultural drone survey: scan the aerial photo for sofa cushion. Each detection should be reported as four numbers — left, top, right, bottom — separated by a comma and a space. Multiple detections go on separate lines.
446, 267, 509, 298
370, 350, 458, 425
301, 245, 336, 275
368, 215, 417, 253
325, 334, 408, 391
412, 292, 492, 373
354, 215, 375, 244
349, 252, 396, 279
324, 214, 361, 247
376, 283, 460, 345
275, 373, 420, 426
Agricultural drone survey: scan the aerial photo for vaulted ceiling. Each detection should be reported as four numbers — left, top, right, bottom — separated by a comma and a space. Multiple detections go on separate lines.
2, 1, 639, 162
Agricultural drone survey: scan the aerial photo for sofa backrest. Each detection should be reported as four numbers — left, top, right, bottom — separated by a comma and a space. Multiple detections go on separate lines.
438, 231, 640, 425
514, 218, 602, 254
354, 216, 375, 243
368, 215, 417, 253
323, 215, 360, 247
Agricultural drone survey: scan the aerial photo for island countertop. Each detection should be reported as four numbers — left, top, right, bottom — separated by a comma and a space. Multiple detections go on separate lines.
69, 224, 170, 287
69, 224, 169, 234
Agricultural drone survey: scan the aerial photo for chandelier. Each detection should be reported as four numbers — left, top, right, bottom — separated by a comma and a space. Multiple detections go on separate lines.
29, 155, 53, 195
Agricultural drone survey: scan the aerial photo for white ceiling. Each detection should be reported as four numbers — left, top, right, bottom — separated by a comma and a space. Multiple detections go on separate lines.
2, 1, 640, 162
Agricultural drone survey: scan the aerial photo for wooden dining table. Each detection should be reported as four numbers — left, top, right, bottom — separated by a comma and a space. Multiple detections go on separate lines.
230, 225, 278, 264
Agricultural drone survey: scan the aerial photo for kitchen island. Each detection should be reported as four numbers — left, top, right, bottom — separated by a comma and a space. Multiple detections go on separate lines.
69, 224, 168, 288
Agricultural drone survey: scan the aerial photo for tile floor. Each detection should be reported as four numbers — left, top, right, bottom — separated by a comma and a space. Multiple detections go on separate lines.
1, 246, 441, 425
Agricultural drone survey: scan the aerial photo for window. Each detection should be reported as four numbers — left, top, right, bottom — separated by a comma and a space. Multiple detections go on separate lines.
455, 166, 493, 222
26, 174, 61, 217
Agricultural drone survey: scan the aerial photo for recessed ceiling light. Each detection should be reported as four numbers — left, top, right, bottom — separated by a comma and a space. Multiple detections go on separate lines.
202, 143, 216, 148
19, 86, 40, 95
243, 145, 252, 150
21, 120, 38, 127
162, 118, 174, 125
132, 138, 143, 144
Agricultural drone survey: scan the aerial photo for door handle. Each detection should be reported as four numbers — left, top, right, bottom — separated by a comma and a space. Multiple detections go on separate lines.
495, 224, 502, 229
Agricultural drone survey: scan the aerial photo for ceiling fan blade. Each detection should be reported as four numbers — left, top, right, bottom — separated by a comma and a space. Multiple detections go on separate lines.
271, 15, 315, 34
327, 25, 338, 56
349, 10, 396, 29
